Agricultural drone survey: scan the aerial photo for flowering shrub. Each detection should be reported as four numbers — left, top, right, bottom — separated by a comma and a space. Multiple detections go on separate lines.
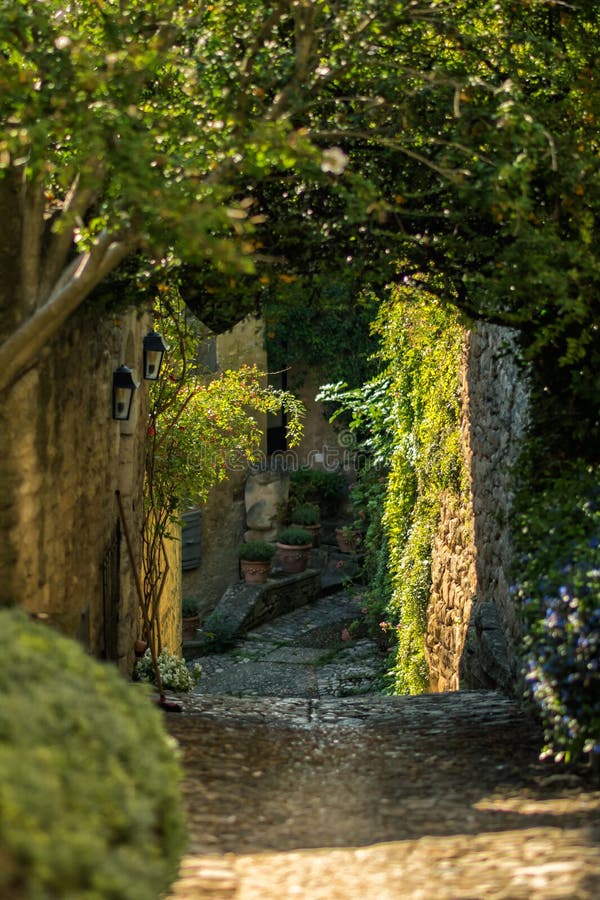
513, 463, 600, 763
136, 648, 202, 692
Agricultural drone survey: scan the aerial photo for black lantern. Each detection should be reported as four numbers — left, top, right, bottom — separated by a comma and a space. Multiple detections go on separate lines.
112, 365, 139, 420
142, 330, 168, 380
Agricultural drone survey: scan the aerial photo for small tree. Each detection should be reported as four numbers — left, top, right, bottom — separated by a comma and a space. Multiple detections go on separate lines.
141, 291, 304, 652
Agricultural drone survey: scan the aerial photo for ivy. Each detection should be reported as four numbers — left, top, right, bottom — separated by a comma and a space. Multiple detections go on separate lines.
265, 285, 381, 387
376, 284, 465, 694
319, 283, 465, 694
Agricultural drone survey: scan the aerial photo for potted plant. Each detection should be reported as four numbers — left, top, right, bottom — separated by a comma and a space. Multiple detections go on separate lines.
290, 503, 321, 546
276, 526, 313, 574
335, 524, 363, 554
238, 540, 276, 583
181, 597, 200, 640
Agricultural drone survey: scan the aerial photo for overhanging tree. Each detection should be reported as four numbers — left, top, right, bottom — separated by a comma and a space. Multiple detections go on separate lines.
1, 0, 598, 449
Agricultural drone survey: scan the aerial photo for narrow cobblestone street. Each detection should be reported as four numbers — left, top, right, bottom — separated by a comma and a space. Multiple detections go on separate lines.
164, 592, 600, 899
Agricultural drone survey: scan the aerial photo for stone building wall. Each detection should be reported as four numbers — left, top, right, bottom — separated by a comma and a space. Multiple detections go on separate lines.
425, 323, 529, 693
0, 304, 152, 675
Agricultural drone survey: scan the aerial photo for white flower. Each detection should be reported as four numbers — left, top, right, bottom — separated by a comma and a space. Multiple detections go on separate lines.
320, 147, 348, 175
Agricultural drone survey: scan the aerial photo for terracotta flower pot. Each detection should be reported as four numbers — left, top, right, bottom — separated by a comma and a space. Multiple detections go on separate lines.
134, 639, 148, 657
182, 615, 200, 641
335, 527, 362, 554
276, 542, 312, 574
304, 523, 321, 547
240, 558, 272, 584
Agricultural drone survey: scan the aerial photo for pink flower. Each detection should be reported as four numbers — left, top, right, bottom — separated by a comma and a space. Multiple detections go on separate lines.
341, 628, 351, 642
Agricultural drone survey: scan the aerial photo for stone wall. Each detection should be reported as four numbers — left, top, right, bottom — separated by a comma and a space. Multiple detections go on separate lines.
0, 304, 152, 675
425, 490, 476, 692
425, 323, 529, 693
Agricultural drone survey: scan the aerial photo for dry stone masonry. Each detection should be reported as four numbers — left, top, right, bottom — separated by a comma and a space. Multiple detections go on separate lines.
426, 323, 529, 693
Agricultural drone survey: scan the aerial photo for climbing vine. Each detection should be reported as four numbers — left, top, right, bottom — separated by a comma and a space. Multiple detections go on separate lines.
376, 284, 465, 693
319, 282, 465, 694
265, 283, 380, 387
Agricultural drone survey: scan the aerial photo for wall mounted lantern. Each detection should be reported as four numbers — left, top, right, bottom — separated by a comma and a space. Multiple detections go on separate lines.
142, 330, 168, 380
112, 365, 139, 420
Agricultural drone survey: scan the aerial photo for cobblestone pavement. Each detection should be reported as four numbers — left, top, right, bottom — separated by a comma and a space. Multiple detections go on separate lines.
164, 594, 600, 899
188, 591, 386, 699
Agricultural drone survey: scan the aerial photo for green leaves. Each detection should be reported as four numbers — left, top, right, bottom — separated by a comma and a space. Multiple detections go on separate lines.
145, 291, 304, 515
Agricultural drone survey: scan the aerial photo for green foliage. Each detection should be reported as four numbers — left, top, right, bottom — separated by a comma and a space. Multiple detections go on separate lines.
0, 609, 185, 900
277, 526, 312, 546
378, 284, 465, 694
316, 374, 395, 466
512, 461, 600, 763
135, 648, 202, 692
181, 597, 199, 617
3, 0, 598, 453
315, 284, 464, 691
142, 290, 304, 653
348, 468, 393, 644
265, 287, 381, 387
288, 468, 346, 514
196, 612, 239, 654
290, 504, 320, 526
147, 292, 304, 512
238, 540, 277, 562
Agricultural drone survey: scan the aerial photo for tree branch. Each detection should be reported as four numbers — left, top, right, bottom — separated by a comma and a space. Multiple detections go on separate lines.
39, 166, 105, 303
310, 128, 465, 181
0, 231, 137, 392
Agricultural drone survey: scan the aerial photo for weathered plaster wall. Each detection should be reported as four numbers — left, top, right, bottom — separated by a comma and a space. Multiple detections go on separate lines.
288, 368, 345, 469
159, 529, 182, 654
0, 304, 151, 675
426, 323, 529, 693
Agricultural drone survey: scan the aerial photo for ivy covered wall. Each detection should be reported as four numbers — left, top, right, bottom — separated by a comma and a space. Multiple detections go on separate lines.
375, 286, 466, 694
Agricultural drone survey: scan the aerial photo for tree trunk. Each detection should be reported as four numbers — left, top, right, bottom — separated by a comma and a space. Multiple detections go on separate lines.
0, 172, 22, 341
0, 174, 24, 606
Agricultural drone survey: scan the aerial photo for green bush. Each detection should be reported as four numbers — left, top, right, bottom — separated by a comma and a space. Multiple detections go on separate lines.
277, 526, 312, 546
0, 609, 186, 900
512, 461, 600, 763
182, 596, 199, 617
288, 468, 346, 513
237, 540, 277, 561
290, 503, 320, 526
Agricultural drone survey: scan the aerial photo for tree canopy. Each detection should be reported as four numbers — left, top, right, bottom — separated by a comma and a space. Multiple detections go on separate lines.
1, 0, 598, 438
